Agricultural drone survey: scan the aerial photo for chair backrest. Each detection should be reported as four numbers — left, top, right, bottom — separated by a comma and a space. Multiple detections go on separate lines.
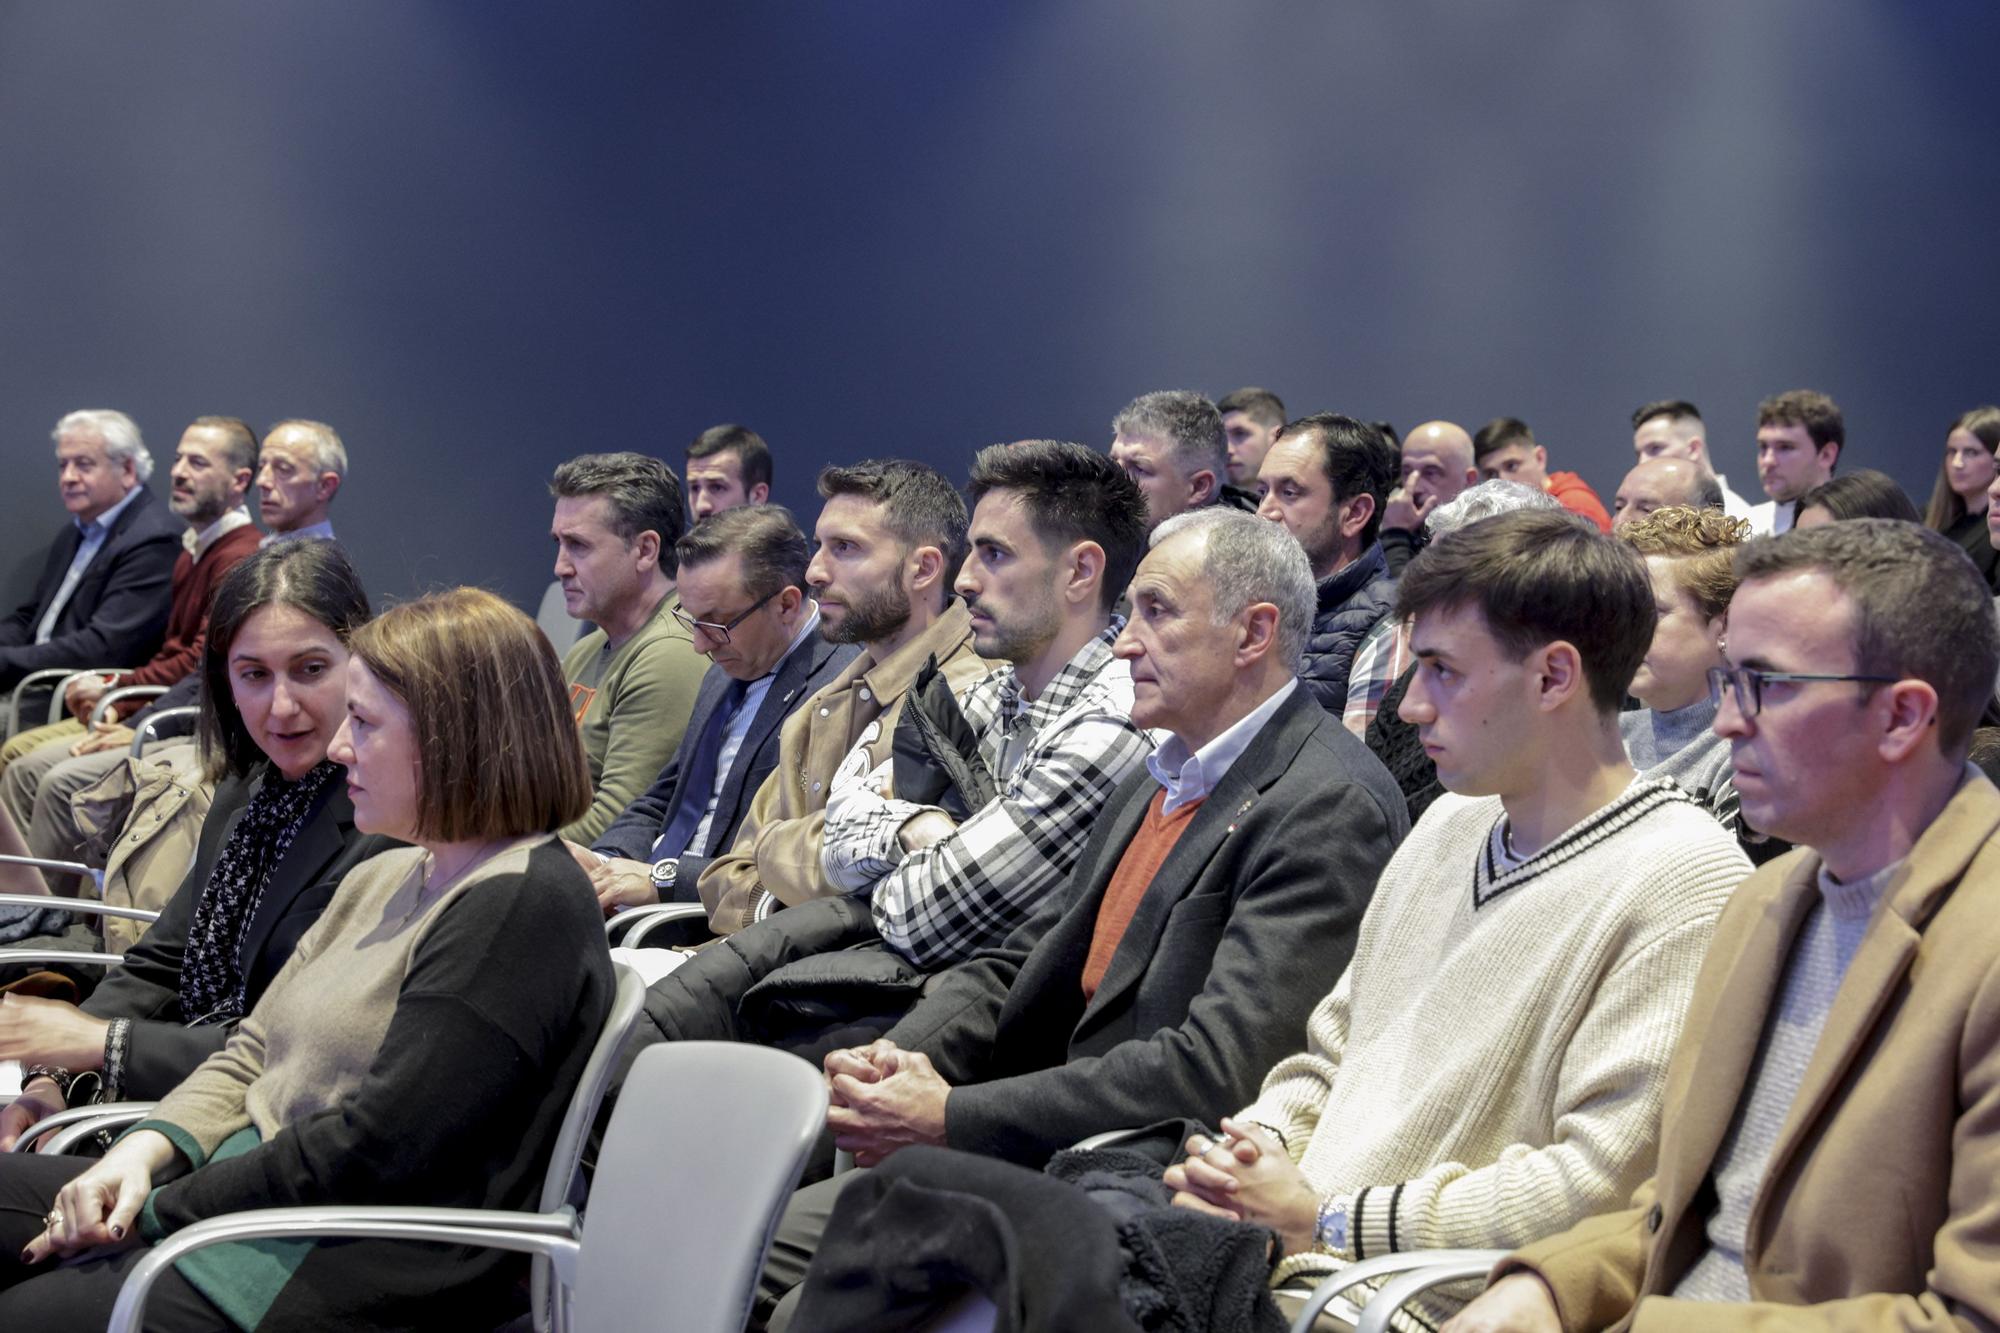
574, 1042, 826, 1333
536, 580, 587, 655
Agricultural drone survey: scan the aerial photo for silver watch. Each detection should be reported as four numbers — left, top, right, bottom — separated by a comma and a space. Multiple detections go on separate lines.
649, 857, 679, 891
1314, 1196, 1350, 1256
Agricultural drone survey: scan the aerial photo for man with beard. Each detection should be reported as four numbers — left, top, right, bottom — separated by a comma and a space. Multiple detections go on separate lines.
1256, 414, 1401, 713
690, 460, 992, 933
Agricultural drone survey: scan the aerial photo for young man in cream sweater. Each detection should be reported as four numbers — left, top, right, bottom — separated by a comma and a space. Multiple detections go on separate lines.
1165, 509, 1753, 1329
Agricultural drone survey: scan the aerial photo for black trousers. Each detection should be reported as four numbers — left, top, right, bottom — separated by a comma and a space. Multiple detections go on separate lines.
0, 1151, 233, 1331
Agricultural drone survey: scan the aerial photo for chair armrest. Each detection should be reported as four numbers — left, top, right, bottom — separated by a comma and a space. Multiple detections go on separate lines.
1069, 1127, 1152, 1152
10, 1101, 159, 1154
1355, 1253, 1511, 1333
607, 903, 713, 948
9, 668, 105, 737
131, 706, 200, 757
0, 948, 124, 970
46, 669, 132, 728
90, 684, 167, 727
1287, 1250, 1511, 1333
107, 1206, 581, 1333
0, 892, 155, 924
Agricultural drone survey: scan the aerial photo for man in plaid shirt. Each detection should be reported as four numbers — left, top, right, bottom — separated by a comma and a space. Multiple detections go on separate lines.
820, 439, 1157, 969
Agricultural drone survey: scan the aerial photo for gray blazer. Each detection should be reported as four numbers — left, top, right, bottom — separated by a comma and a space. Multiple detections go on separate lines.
885, 685, 1410, 1165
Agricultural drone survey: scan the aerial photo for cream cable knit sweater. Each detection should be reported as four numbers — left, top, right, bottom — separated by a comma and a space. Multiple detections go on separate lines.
1239, 778, 1752, 1303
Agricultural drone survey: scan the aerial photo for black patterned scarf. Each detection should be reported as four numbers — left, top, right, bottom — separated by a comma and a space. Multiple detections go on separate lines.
178, 760, 342, 1023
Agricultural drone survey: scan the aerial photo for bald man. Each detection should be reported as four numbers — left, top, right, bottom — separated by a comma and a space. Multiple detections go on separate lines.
1379, 420, 1477, 575
1631, 400, 1756, 521
1611, 457, 1724, 529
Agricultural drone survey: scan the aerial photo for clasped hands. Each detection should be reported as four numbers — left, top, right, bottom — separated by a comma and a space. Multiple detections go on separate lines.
1162, 1117, 1321, 1257
17, 1131, 175, 1266
821, 1039, 951, 1168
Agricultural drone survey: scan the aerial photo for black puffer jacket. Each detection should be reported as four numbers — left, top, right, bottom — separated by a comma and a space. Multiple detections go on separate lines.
1299, 541, 1396, 714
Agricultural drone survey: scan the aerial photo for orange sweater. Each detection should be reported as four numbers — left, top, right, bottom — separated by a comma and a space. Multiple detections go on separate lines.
1080, 789, 1204, 998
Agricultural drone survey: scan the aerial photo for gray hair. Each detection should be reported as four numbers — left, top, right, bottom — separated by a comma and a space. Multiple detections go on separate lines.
267, 419, 349, 482
1113, 389, 1227, 481
53, 409, 152, 483
1152, 508, 1315, 672
1425, 477, 1562, 538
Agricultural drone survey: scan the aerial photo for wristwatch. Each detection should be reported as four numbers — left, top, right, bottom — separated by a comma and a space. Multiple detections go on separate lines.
1314, 1195, 1352, 1258
649, 857, 679, 893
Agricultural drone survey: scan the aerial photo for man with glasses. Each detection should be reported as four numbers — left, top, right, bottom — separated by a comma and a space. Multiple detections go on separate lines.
1449, 519, 2000, 1332
549, 452, 711, 843
578, 505, 856, 912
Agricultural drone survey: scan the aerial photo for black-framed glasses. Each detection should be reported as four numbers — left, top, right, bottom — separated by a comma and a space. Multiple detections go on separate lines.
672, 587, 780, 645
1706, 665, 1899, 718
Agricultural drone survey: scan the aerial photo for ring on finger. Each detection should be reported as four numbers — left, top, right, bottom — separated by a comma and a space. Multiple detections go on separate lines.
44, 1209, 63, 1230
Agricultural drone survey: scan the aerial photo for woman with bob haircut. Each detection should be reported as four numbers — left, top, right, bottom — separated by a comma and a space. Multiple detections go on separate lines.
0, 587, 614, 1333
0, 539, 396, 1150
1794, 468, 1921, 528
1922, 405, 2000, 590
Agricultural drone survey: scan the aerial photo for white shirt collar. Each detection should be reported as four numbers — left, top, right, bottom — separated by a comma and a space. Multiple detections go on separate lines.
1145, 677, 1299, 816
183, 506, 255, 558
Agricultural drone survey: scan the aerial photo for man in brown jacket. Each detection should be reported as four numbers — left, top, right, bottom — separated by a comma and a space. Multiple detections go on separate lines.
1445, 519, 2000, 1332
695, 460, 992, 933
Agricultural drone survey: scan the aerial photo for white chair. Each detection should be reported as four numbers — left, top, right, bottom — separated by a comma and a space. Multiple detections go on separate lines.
1284, 1249, 1510, 1333
105, 1038, 827, 1333
5, 667, 133, 738
89, 684, 166, 726
536, 581, 587, 656
0, 888, 147, 979
602, 901, 711, 948
129, 705, 200, 757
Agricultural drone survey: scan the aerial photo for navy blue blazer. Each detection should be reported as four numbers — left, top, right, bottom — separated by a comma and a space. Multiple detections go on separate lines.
593, 630, 857, 877
0, 486, 183, 687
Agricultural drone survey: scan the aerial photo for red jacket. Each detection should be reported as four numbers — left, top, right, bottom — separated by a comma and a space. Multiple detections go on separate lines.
1548, 471, 1612, 532
97, 522, 263, 718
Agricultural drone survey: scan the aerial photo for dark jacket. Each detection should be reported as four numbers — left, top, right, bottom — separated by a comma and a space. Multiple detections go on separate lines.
884, 686, 1409, 1166
1298, 542, 1396, 714
82, 765, 403, 1097
593, 633, 856, 871
0, 486, 183, 687
1379, 525, 1423, 579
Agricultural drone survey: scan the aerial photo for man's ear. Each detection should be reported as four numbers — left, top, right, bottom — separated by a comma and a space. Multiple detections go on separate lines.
1236, 602, 1281, 667
750, 482, 770, 504
1064, 541, 1106, 608
1534, 639, 1587, 712
1187, 468, 1218, 507
316, 473, 342, 504
633, 529, 663, 572
907, 543, 946, 597
1877, 679, 1940, 764
1339, 493, 1377, 543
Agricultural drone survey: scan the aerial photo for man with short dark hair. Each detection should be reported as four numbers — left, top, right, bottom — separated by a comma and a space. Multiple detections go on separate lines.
685, 423, 773, 520
1474, 417, 1611, 531
1631, 399, 1755, 521
1748, 388, 1844, 537
579, 504, 857, 912
1110, 390, 1229, 529
549, 452, 710, 843
751, 508, 1409, 1328
1379, 420, 1479, 576
1256, 413, 1400, 710
1219, 386, 1287, 493
0, 410, 182, 691
690, 460, 991, 932
1453, 519, 2000, 1333
1612, 456, 1725, 528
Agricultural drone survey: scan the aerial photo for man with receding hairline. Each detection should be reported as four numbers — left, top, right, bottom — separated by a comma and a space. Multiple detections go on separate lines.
1379, 420, 1479, 576
1611, 457, 1723, 529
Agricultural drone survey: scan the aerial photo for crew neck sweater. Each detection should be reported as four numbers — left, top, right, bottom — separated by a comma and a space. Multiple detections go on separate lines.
1237, 778, 1751, 1321
1673, 856, 1905, 1302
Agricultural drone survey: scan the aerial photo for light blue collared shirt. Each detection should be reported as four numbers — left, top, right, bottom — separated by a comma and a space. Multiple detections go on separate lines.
686, 605, 823, 854
36, 485, 145, 644
260, 518, 337, 547
1144, 677, 1299, 816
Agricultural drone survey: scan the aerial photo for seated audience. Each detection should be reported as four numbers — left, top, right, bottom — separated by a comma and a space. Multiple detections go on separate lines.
1450, 519, 2000, 1333
1923, 405, 2000, 590
0, 410, 182, 691
1610, 456, 1724, 528
1255, 413, 1400, 712
751, 509, 1409, 1327
580, 504, 857, 910
0, 541, 393, 1144
1379, 419, 1479, 575
0, 418, 261, 823
549, 452, 710, 842
1794, 467, 1921, 527
252, 418, 346, 545
626, 441, 1152, 1054
1749, 388, 1843, 535
788, 510, 1750, 1332
684, 422, 773, 520
1631, 398, 1756, 520
0, 587, 614, 1330
690, 460, 988, 932
1219, 385, 1287, 508
1474, 416, 1612, 531
1110, 390, 1228, 529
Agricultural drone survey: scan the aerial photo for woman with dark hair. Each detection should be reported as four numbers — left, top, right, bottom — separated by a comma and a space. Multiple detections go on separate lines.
1794, 468, 1922, 527
1923, 406, 2000, 590
0, 539, 390, 1148
0, 587, 613, 1332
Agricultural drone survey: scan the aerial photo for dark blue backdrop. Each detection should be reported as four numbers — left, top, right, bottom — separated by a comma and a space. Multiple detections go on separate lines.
4, 2, 1995, 612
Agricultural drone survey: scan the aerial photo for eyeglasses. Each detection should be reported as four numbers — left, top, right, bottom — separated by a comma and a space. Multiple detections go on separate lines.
672, 588, 780, 645
1706, 665, 1899, 718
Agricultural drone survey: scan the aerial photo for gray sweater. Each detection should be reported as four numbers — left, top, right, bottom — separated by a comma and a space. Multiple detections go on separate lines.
1620, 697, 1734, 813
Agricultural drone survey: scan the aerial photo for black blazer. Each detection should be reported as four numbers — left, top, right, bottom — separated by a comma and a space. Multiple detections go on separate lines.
885, 687, 1411, 1166
0, 486, 184, 687
593, 631, 857, 875
82, 764, 404, 1098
